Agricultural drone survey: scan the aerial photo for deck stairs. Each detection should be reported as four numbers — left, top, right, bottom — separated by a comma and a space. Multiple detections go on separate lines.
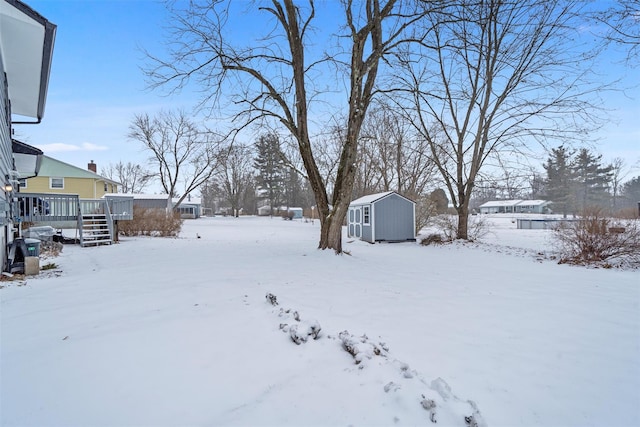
80, 213, 112, 247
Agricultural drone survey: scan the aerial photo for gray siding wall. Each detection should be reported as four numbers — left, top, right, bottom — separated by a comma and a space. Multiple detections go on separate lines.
133, 199, 169, 210
373, 194, 414, 241
1, 52, 13, 270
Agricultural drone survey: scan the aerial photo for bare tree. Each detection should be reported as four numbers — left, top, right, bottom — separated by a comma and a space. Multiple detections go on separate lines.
213, 144, 255, 217
101, 161, 153, 194
610, 157, 628, 212
355, 103, 437, 201
144, 0, 431, 253
128, 110, 222, 208
595, 0, 640, 64
396, 0, 603, 239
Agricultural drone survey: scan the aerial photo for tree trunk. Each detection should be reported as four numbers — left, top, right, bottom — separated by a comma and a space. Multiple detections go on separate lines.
456, 206, 469, 240
317, 201, 348, 253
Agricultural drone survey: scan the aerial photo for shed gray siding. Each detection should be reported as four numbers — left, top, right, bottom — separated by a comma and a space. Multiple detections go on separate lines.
133, 199, 169, 210
373, 193, 414, 241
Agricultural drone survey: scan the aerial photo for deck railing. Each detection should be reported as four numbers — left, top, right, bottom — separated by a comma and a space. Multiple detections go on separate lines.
104, 195, 134, 221
15, 192, 80, 222
15, 193, 134, 223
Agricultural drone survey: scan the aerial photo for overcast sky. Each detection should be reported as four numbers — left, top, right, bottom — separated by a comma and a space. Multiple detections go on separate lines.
13, 0, 640, 191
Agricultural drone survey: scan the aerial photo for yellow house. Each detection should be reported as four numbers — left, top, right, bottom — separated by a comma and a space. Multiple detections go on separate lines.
20, 156, 119, 198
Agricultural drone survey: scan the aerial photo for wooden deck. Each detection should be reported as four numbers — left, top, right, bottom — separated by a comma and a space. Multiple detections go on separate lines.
15, 193, 133, 246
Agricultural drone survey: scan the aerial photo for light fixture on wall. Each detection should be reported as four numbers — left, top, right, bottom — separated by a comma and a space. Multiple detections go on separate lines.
4, 175, 13, 192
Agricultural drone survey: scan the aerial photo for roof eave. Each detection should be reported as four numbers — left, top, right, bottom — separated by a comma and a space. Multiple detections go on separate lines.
2, 0, 57, 122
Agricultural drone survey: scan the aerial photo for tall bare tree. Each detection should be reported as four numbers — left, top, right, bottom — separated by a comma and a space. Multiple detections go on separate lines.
357, 103, 437, 200
144, 0, 431, 253
101, 161, 153, 194
212, 144, 255, 217
396, 0, 602, 239
128, 110, 222, 208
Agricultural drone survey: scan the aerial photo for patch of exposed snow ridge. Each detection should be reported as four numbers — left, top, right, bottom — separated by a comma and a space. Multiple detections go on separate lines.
267, 292, 487, 427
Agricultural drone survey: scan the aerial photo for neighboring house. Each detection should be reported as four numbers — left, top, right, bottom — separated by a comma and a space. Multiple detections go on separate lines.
1, 0, 56, 272
257, 205, 271, 216
348, 191, 416, 243
478, 199, 551, 214
173, 195, 201, 219
20, 157, 119, 199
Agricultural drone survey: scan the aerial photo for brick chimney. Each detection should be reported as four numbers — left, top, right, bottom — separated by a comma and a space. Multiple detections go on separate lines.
88, 160, 96, 173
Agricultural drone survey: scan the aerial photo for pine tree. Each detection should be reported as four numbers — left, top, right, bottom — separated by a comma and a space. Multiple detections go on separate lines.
572, 148, 613, 211
621, 176, 640, 210
254, 133, 286, 212
429, 188, 449, 214
544, 146, 576, 217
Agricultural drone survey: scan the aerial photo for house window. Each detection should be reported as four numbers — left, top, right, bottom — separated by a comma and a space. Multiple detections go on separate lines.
50, 177, 64, 189
18, 178, 26, 189
104, 183, 108, 192
363, 206, 370, 225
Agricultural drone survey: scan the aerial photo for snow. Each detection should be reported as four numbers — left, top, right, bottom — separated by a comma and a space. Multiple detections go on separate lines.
1, 215, 638, 426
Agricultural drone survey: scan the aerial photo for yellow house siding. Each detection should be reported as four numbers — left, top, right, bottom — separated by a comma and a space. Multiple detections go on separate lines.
21, 177, 116, 199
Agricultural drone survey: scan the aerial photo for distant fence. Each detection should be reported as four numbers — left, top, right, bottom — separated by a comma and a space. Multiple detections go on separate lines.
516, 218, 580, 230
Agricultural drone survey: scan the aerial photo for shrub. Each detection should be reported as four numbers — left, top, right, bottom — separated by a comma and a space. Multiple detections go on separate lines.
40, 240, 63, 258
41, 262, 58, 270
552, 207, 640, 267
415, 196, 437, 234
118, 206, 183, 237
420, 233, 444, 246
281, 210, 295, 220
613, 207, 640, 220
430, 214, 489, 241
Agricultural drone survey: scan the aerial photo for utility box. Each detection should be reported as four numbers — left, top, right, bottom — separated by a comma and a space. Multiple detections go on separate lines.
24, 256, 40, 275
24, 238, 41, 257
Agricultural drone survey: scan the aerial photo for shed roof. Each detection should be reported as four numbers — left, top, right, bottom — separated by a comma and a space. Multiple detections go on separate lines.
350, 191, 414, 206
173, 196, 201, 205
478, 199, 522, 208
131, 194, 170, 200
515, 200, 550, 206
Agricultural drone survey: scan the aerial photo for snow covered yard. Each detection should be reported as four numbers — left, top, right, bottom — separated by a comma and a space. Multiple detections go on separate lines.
1, 216, 638, 427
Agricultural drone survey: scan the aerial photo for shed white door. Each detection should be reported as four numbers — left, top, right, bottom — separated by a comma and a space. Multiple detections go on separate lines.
348, 207, 361, 238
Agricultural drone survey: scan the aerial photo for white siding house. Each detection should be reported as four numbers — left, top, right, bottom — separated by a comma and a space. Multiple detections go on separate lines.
479, 199, 551, 214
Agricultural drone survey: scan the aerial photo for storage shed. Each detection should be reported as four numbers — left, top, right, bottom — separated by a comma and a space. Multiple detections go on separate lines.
348, 191, 415, 243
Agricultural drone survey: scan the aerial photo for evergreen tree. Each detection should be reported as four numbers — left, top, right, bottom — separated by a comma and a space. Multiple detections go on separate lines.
429, 188, 449, 214
283, 167, 306, 208
572, 148, 613, 211
621, 176, 640, 209
544, 146, 576, 217
254, 133, 286, 212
